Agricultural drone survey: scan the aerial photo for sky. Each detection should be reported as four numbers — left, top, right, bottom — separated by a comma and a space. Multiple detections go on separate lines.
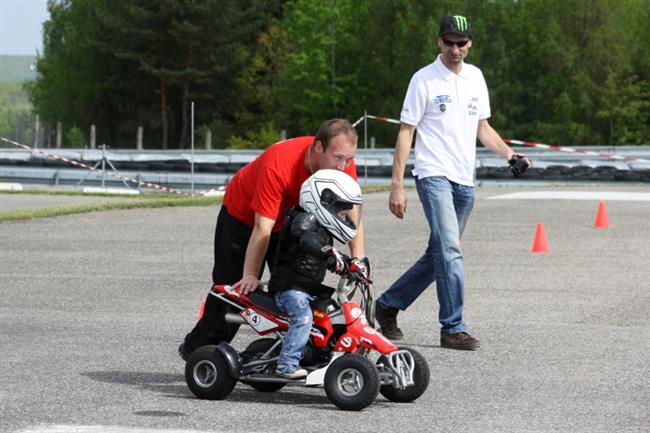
0, 0, 50, 56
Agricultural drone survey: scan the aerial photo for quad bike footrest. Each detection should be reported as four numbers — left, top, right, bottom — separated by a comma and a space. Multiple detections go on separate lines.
241, 373, 306, 384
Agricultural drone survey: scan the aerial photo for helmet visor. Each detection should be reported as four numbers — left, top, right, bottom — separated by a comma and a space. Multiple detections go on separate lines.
320, 188, 361, 233
336, 203, 362, 231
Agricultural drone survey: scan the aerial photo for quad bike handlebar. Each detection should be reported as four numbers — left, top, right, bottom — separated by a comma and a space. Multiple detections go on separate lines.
336, 273, 376, 328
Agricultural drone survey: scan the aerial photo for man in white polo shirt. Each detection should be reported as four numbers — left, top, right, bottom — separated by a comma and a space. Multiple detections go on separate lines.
375, 15, 530, 350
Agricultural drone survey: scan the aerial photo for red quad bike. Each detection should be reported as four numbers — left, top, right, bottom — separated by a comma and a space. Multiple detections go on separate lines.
184, 273, 430, 411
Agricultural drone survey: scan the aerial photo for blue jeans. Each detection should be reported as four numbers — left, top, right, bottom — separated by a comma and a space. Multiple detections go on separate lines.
275, 290, 314, 367
379, 176, 475, 334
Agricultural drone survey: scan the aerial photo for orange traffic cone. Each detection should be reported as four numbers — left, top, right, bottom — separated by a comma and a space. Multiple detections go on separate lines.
594, 201, 610, 229
531, 223, 550, 253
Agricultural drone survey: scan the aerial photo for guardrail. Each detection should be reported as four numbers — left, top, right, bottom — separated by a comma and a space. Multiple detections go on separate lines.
2, 145, 650, 192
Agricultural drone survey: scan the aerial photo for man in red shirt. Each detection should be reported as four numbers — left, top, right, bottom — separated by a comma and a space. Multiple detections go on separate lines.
180, 119, 365, 359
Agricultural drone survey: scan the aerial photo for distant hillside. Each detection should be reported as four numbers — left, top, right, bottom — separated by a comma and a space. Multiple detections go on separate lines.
0, 55, 37, 82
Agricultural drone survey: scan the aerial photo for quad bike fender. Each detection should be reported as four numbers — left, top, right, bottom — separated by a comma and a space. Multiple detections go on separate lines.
216, 342, 241, 379
335, 304, 399, 354
304, 352, 344, 386
334, 329, 397, 354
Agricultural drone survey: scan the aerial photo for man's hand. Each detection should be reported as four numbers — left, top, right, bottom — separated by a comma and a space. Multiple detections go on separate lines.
233, 274, 260, 295
235, 213, 274, 296
508, 153, 531, 177
389, 123, 414, 219
389, 183, 407, 219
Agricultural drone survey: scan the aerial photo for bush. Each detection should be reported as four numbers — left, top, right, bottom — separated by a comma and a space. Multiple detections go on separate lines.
227, 122, 281, 149
65, 126, 86, 148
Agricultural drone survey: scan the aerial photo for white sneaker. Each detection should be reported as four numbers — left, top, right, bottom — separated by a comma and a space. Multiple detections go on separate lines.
275, 364, 308, 379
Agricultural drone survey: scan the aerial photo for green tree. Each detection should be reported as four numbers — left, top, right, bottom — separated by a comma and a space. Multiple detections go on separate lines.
28, 0, 271, 149
274, 0, 363, 135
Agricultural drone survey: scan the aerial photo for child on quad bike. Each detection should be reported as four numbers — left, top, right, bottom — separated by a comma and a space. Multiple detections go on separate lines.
266, 169, 369, 379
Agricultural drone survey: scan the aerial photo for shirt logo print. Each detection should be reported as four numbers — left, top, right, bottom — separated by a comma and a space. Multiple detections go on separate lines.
433, 95, 452, 104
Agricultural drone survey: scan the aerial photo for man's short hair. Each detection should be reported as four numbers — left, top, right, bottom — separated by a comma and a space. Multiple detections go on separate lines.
315, 119, 358, 150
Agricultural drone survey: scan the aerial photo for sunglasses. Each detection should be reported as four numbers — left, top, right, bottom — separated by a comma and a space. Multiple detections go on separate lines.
441, 37, 470, 48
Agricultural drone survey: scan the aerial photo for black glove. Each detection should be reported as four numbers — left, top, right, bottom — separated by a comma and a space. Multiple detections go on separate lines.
508, 154, 530, 177
324, 246, 348, 275
348, 256, 371, 283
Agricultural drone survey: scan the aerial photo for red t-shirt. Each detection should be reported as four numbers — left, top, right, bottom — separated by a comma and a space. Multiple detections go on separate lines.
223, 136, 358, 232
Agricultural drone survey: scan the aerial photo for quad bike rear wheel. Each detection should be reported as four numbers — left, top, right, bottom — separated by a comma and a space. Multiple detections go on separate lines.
324, 353, 380, 411
377, 346, 429, 402
185, 345, 236, 400
242, 338, 286, 392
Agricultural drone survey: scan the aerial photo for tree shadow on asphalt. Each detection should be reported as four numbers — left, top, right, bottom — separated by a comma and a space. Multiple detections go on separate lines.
81, 370, 394, 410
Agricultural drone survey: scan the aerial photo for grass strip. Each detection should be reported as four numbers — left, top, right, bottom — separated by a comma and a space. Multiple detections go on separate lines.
0, 195, 221, 222
0, 184, 391, 223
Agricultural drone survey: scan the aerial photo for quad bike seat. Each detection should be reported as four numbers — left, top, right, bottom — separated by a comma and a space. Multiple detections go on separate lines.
247, 285, 336, 318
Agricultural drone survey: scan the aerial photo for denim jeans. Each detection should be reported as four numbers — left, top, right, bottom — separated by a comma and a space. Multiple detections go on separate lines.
379, 176, 475, 334
275, 290, 314, 367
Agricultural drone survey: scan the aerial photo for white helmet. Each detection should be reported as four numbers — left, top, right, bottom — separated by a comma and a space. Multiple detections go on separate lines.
299, 169, 362, 243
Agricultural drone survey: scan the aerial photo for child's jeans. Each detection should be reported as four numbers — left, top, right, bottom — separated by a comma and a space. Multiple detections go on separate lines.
275, 290, 314, 367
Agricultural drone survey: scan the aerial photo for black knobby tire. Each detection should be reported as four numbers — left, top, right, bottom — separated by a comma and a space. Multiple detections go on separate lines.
377, 346, 430, 403
243, 338, 286, 392
185, 345, 236, 400
324, 353, 380, 411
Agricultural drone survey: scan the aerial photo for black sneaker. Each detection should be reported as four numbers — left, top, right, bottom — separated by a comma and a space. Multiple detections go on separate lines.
440, 332, 480, 350
375, 300, 404, 340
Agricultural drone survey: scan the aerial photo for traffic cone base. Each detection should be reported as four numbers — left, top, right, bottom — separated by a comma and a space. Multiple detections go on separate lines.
531, 223, 550, 253
594, 201, 610, 229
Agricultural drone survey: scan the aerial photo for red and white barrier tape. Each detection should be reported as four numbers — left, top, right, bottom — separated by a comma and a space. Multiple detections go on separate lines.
503, 139, 650, 163
1, 136, 192, 195
353, 114, 649, 163
352, 114, 401, 128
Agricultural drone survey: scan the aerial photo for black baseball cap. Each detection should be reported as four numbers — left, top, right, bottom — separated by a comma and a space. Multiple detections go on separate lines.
438, 15, 473, 38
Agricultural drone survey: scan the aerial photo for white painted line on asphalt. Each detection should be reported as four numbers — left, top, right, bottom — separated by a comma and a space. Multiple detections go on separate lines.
82, 187, 140, 195
487, 191, 650, 201
19, 426, 268, 433
201, 189, 225, 197
0, 182, 23, 191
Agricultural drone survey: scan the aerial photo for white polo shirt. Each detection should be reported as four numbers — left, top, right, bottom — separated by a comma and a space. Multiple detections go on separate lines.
400, 55, 491, 186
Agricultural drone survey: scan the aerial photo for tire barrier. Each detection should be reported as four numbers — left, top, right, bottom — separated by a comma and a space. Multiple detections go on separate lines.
353, 114, 650, 182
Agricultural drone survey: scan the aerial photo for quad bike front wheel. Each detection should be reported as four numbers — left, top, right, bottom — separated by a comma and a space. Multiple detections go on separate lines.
242, 338, 286, 393
324, 353, 380, 411
185, 345, 236, 400
377, 346, 429, 403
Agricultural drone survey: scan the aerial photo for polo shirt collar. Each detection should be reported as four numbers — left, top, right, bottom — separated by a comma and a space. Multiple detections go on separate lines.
434, 54, 468, 80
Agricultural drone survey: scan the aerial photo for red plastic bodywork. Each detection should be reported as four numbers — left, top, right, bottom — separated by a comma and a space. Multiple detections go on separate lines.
208, 284, 397, 355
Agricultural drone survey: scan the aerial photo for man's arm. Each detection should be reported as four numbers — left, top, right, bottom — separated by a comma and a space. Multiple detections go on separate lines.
233, 213, 275, 295
389, 123, 416, 219
477, 119, 530, 165
348, 215, 365, 258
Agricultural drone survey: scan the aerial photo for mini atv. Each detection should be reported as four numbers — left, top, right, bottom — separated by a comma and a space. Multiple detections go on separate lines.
184, 274, 430, 411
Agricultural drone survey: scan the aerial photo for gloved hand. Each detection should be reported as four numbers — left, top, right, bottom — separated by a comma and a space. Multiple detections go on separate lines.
348, 256, 371, 283
324, 246, 348, 275
508, 154, 530, 177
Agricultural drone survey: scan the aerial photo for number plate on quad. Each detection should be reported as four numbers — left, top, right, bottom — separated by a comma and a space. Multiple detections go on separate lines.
241, 308, 282, 333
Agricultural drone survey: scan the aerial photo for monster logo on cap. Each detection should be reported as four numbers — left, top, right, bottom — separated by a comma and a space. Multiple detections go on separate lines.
453, 15, 468, 32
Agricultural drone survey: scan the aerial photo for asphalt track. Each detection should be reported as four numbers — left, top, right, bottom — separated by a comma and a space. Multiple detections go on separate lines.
1, 184, 649, 433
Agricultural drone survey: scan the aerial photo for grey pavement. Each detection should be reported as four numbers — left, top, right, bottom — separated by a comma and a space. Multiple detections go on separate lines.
1, 185, 649, 433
